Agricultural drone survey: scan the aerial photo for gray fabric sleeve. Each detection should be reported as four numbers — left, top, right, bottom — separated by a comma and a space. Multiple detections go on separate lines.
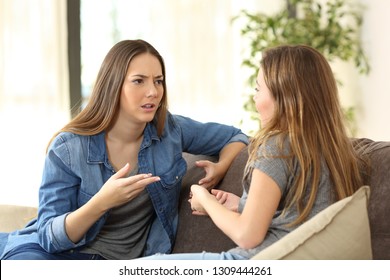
252, 137, 291, 195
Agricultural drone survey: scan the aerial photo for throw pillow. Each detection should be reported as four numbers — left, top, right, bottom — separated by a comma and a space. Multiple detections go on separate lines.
251, 185, 372, 260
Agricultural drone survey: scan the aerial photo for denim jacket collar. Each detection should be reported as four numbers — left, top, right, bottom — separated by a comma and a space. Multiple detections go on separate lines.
87, 132, 106, 164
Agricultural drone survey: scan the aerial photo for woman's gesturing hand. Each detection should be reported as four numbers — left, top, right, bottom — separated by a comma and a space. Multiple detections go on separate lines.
95, 163, 160, 211
65, 163, 160, 243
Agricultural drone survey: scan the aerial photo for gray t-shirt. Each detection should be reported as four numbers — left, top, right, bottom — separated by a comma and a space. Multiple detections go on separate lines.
229, 136, 334, 259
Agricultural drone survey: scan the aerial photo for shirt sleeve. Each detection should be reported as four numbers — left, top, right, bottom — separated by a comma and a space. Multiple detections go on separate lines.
252, 136, 292, 195
37, 135, 85, 252
172, 114, 248, 156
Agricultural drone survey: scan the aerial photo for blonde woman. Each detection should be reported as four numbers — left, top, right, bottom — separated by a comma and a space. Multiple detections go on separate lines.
142, 44, 364, 260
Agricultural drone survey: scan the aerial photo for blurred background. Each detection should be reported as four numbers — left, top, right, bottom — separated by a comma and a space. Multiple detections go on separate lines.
0, 0, 389, 207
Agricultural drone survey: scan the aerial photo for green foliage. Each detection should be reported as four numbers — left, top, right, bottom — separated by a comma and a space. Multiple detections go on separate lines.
235, 0, 370, 135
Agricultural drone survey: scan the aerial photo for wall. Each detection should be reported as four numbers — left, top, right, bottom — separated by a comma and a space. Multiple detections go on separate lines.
356, 0, 390, 141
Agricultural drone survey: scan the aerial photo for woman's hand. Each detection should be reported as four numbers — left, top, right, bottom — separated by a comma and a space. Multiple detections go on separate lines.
196, 142, 247, 190
211, 189, 240, 212
65, 163, 160, 243
195, 160, 225, 190
189, 185, 240, 216
94, 163, 160, 212
188, 184, 212, 215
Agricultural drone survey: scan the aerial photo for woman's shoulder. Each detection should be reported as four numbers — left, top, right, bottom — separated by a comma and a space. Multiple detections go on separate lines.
164, 112, 194, 129
49, 132, 93, 151
167, 112, 187, 123
53, 132, 82, 144
259, 134, 291, 156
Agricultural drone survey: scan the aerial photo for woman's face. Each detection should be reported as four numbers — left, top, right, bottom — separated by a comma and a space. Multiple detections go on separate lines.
253, 68, 275, 126
119, 53, 164, 125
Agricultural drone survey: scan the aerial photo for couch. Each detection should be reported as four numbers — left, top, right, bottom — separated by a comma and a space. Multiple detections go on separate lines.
1, 138, 389, 259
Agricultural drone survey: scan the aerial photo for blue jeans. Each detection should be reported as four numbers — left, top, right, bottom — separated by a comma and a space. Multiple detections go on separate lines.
0, 232, 8, 257
1, 243, 105, 260
140, 251, 246, 260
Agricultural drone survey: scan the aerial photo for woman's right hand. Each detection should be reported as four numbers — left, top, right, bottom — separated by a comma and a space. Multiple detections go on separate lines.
95, 163, 160, 211
65, 163, 160, 243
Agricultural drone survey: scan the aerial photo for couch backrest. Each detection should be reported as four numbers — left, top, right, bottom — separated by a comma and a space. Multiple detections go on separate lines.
352, 138, 390, 260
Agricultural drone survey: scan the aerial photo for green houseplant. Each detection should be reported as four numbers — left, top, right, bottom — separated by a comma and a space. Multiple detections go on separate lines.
235, 0, 370, 135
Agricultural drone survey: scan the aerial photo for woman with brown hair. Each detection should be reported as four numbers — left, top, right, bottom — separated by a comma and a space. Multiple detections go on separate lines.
0, 39, 248, 260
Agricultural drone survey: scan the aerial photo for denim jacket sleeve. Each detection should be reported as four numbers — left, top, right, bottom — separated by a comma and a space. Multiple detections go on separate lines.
172, 114, 248, 155
36, 134, 104, 253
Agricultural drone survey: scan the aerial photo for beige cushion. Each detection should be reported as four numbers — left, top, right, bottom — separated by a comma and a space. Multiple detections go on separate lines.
0, 205, 38, 232
251, 185, 372, 260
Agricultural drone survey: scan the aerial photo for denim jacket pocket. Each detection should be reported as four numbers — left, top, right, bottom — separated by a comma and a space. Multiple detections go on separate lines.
159, 156, 187, 190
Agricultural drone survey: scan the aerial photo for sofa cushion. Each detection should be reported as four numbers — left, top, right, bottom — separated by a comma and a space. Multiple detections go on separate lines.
0, 205, 37, 233
251, 185, 372, 260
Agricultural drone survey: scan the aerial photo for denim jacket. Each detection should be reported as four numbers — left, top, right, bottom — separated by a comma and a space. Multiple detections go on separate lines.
1, 113, 248, 258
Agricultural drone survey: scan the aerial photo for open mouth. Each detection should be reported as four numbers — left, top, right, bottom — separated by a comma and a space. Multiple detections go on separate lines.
141, 103, 156, 109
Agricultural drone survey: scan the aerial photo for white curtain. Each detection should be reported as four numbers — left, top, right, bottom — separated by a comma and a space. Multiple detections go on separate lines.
0, 0, 69, 206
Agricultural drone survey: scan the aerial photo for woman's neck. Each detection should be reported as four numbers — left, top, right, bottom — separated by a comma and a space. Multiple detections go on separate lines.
106, 119, 146, 144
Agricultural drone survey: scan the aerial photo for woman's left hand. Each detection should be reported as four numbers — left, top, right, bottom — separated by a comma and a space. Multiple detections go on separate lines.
211, 189, 240, 212
195, 160, 225, 190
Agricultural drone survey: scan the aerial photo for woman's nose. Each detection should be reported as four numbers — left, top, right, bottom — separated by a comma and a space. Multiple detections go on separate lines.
146, 84, 158, 98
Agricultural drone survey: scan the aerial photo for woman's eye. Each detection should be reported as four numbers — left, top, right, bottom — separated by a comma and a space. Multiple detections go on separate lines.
155, 79, 163, 85
133, 79, 143, 84
255, 87, 259, 92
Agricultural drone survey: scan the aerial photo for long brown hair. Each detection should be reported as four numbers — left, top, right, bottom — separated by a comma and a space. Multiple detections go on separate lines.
47, 39, 168, 150
247, 45, 363, 226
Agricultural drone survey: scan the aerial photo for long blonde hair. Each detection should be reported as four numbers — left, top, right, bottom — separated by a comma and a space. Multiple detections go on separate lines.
247, 45, 363, 226
47, 40, 168, 150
